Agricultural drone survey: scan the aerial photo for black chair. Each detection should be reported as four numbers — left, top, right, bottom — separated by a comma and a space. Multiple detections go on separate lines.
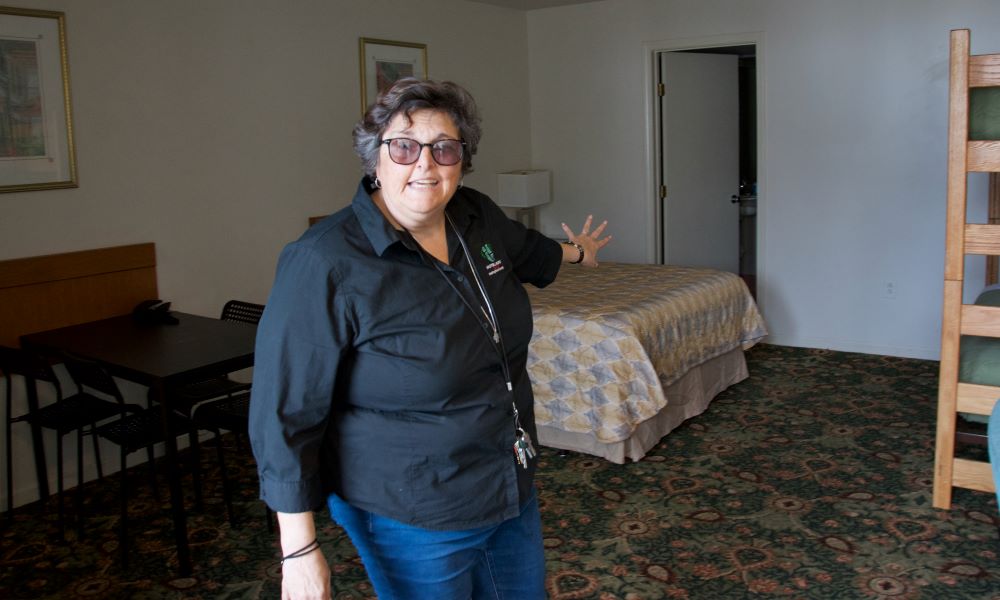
63, 354, 199, 567
0, 346, 122, 537
191, 392, 247, 525
185, 301, 271, 529
192, 391, 273, 532
169, 300, 264, 418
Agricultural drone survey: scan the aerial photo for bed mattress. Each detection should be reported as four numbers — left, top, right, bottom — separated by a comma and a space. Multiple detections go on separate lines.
526, 262, 767, 462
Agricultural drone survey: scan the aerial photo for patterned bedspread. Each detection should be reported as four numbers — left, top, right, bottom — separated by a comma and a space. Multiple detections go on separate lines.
526, 263, 767, 444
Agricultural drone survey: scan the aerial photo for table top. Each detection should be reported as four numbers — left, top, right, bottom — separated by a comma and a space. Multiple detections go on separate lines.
20, 312, 257, 385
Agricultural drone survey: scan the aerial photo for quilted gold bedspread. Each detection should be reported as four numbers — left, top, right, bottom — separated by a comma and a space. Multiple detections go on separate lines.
526, 262, 767, 444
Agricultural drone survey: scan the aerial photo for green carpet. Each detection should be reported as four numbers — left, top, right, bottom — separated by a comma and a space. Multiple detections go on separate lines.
1, 344, 997, 598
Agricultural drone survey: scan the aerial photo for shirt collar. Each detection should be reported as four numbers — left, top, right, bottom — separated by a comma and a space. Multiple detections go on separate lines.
351, 177, 478, 257
444, 188, 475, 235
351, 177, 406, 256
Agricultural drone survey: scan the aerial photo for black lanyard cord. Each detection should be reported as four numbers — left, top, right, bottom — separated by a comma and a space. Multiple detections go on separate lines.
446, 214, 510, 369
412, 214, 515, 394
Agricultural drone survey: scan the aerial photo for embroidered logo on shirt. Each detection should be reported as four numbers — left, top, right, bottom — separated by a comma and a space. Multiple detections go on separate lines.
480, 243, 505, 276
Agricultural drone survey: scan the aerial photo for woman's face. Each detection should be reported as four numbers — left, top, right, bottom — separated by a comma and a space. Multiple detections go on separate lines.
374, 109, 463, 227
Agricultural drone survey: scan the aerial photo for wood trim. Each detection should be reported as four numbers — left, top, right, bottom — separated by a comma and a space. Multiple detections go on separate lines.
959, 304, 1000, 337
0, 243, 158, 348
934, 279, 963, 508
943, 30, 970, 282
967, 141, 1000, 172
963, 223, 1000, 255
956, 383, 1000, 415
936, 29, 1000, 510
969, 53, 1000, 87
953, 458, 996, 493
0, 243, 155, 289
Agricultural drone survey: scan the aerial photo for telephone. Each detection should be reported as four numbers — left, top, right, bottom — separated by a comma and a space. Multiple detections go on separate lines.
132, 299, 179, 325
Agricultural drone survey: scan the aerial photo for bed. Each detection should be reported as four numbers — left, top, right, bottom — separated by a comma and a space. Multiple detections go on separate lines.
956, 287, 1000, 436
934, 28, 1000, 507
525, 262, 767, 463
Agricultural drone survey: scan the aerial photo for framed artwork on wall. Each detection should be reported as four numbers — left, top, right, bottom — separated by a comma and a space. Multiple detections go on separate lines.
359, 38, 427, 114
0, 6, 77, 193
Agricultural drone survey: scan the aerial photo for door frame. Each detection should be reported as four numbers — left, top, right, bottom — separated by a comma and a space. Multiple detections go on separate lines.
642, 32, 766, 307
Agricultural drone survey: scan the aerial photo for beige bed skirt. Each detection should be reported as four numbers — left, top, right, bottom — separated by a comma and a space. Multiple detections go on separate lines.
535, 347, 748, 464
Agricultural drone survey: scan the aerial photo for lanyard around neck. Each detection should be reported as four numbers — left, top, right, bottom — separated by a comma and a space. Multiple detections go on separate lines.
415, 213, 533, 461
422, 213, 513, 393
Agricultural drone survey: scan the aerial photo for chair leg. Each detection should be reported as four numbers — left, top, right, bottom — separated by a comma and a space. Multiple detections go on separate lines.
55, 434, 65, 541
189, 430, 204, 512
145, 444, 158, 499
75, 429, 85, 538
4, 411, 13, 523
90, 425, 104, 480
212, 429, 235, 527
119, 448, 129, 569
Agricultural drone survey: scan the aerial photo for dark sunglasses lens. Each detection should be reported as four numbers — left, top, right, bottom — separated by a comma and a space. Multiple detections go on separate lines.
385, 139, 463, 166
432, 141, 463, 166
388, 139, 419, 164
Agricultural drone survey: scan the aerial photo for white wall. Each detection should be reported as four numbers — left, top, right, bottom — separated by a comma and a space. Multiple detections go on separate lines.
4, 0, 998, 507
0, 0, 531, 315
526, 0, 1000, 359
0, 0, 531, 508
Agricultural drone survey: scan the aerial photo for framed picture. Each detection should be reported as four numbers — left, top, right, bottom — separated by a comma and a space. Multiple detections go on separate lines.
359, 38, 427, 114
0, 6, 77, 193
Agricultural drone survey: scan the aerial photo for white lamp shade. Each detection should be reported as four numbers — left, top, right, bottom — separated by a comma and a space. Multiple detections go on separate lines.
497, 170, 551, 208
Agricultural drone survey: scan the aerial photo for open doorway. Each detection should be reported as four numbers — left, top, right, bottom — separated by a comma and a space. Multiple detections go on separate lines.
654, 43, 758, 298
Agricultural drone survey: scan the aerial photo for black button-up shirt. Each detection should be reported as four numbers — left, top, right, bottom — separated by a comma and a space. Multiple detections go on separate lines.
249, 178, 562, 530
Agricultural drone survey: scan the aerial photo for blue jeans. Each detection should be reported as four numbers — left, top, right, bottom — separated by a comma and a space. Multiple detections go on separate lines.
328, 491, 545, 600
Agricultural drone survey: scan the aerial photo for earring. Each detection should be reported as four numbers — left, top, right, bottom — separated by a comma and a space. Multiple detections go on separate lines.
458, 179, 464, 189
372, 176, 381, 189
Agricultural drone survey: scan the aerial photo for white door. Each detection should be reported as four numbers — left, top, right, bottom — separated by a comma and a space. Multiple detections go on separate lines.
660, 52, 740, 272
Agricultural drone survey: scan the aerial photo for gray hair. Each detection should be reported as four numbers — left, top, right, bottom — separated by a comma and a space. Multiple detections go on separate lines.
353, 78, 482, 177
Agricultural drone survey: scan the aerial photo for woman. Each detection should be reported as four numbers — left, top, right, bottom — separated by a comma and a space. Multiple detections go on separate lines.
249, 78, 611, 600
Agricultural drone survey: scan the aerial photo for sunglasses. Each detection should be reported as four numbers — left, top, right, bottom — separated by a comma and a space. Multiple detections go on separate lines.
381, 138, 466, 166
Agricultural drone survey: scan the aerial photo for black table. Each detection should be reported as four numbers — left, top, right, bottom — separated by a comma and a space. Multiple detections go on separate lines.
21, 312, 256, 575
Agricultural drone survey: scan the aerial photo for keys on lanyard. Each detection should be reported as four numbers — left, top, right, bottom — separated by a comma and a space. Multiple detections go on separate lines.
514, 427, 537, 469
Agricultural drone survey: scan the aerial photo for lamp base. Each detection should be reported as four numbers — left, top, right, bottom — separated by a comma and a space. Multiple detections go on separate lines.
514, 207, 538, 230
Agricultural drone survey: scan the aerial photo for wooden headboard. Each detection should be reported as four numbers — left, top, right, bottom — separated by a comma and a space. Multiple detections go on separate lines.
0, 243, 158, 347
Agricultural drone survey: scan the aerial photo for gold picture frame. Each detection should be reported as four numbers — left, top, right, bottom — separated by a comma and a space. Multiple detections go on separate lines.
359, 37, 427, 115
0, 6, 77, 193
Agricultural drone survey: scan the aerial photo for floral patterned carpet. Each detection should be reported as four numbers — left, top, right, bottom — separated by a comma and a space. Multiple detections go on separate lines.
1, 344, 998, 599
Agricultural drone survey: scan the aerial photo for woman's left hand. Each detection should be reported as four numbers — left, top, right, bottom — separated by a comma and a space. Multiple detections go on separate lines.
562, 215, 612, 267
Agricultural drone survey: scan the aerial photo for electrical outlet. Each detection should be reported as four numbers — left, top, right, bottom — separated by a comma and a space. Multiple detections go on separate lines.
883, 281, 896, 300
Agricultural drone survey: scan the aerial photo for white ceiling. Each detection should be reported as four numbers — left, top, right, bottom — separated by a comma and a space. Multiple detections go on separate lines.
464, 0, 605, 10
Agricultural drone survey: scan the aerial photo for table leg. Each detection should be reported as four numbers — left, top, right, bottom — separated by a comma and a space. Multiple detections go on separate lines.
25, 375, 49, 500
152, 380, 191, 576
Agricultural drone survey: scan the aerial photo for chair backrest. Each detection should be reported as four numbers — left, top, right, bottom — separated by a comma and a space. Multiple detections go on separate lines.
220, 300, 265, 325
0, 346, 63, 411
62, 354, 125, 403
0, 346, 57, 383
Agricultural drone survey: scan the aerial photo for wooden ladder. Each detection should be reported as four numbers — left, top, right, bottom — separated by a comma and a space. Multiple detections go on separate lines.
934, 29, 1000, 509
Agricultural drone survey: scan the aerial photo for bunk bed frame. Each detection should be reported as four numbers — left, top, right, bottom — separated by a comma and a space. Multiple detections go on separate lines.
934, 29, 1000, 509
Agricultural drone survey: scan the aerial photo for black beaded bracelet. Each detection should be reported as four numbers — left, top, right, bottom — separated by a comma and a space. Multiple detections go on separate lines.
281, 539, 320, 564
563, 240, 585, 264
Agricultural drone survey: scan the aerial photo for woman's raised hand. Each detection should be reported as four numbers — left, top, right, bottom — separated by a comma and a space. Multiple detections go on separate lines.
561, 215, 612, 267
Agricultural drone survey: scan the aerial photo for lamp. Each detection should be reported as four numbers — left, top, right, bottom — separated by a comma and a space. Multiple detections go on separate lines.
497, 170, 551, 230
